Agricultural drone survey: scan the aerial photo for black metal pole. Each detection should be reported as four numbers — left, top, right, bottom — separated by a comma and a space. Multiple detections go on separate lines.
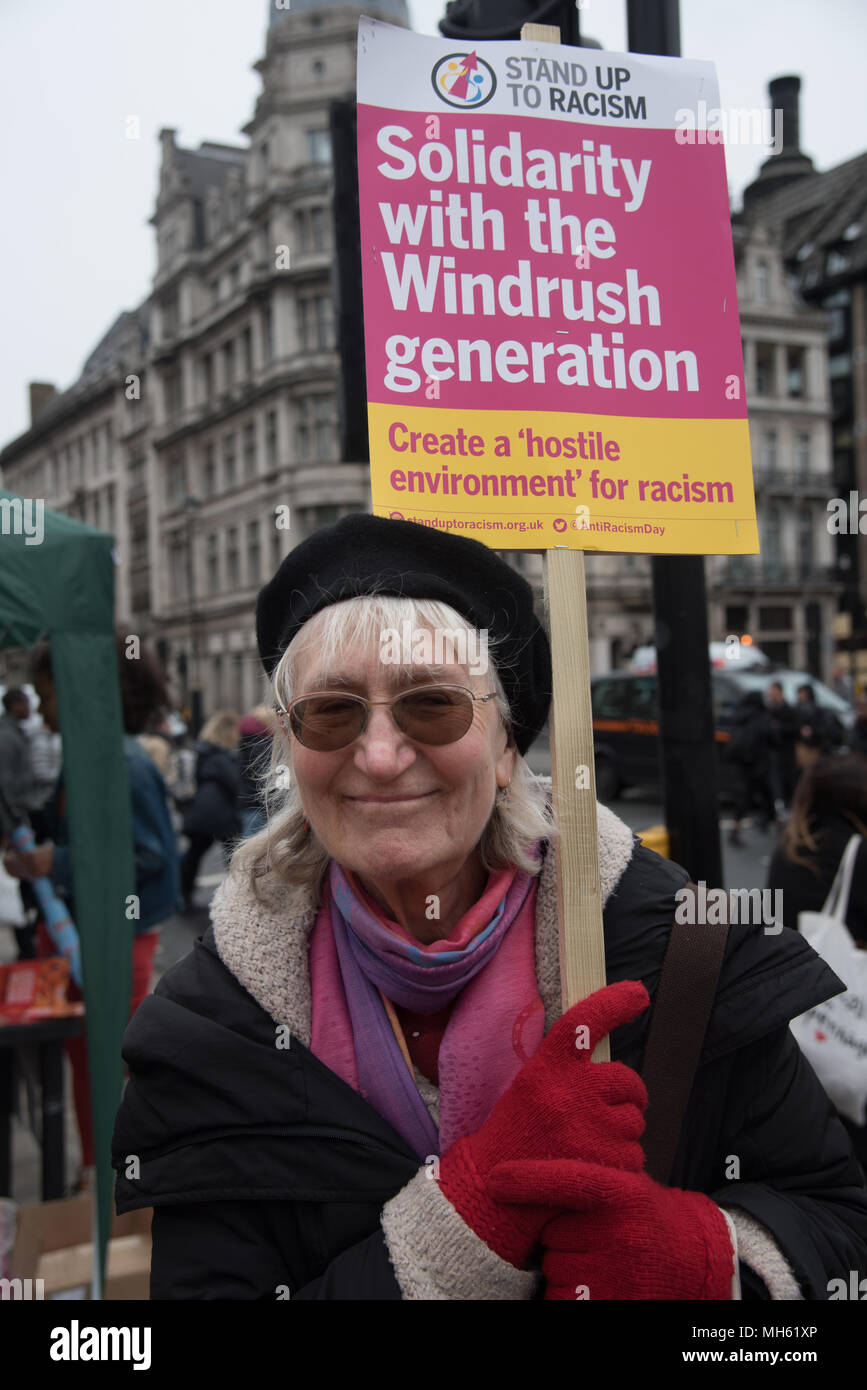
330, 97, 369, 466
627, 0, 723, 887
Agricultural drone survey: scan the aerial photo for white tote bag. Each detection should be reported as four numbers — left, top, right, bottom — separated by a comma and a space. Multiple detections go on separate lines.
790, 834, 867, 1127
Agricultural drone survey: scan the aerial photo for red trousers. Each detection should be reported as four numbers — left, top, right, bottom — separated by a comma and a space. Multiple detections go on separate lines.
37, 924, 160, 1168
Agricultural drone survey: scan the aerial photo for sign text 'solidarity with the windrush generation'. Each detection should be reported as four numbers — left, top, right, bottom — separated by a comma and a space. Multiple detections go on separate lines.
356, 17, 758, 555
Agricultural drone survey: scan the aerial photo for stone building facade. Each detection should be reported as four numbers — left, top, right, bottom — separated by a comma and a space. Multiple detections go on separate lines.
0, 38, 848, 704
0, 1, 408, 716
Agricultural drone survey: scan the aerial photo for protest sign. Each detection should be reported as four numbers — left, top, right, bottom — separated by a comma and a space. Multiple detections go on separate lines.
357, 17, 757, 555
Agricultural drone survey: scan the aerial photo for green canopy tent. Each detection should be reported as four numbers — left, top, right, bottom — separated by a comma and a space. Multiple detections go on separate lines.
0, 490, 135, 1297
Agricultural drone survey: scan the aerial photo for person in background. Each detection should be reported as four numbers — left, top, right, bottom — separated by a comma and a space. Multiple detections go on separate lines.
767, 754, 867, 1174
0, 688, 52, 958
796, 683, 844, 759
727, 690, 774, 846
238, 705, 278, 838
3, 631, 181, 1193
179, 710, 242, 913
137, 711, 177, 788
765, 680, 797, 815
848, 695, 867, 759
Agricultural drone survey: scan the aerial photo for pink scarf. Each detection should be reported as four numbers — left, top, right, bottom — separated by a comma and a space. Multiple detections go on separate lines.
309, 859, 544, 1158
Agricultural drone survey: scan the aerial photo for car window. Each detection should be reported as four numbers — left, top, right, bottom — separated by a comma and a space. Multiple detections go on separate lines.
591, 679, 630, 719
711, 674, 741, 720
629, 677, 658, 719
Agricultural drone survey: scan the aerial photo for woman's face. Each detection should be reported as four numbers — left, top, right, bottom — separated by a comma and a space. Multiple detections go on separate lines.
288, 632, 516, 887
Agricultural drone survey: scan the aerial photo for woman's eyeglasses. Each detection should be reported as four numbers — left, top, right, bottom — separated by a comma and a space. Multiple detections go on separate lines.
274, 685, 498, 752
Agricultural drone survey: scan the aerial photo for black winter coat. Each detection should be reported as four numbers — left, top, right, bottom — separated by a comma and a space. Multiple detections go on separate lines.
768, 811, 867, 947
113, 817, 867, 1301
181, 741, 241, 841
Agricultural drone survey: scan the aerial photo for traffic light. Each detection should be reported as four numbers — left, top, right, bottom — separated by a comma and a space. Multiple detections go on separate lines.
439, 0, 584, 46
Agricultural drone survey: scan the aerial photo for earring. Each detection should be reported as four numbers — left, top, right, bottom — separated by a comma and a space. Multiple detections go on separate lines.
301, 816, 310, 834
496, 782, 511, 804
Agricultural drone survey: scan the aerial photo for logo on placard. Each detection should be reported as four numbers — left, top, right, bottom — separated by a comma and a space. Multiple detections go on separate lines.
432, 51, 497, 109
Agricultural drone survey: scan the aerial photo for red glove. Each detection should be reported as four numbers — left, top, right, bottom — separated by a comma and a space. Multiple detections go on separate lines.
437, 979, 650, 1268
488, 1159, 735, 1300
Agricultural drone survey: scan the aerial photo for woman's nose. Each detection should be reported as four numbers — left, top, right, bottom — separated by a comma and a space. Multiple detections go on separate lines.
354, 703, 414, 770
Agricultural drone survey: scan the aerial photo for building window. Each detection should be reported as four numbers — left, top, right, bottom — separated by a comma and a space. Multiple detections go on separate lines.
131, 524, 149, 568
297, 293, 334, 352
231, 263, 241, 293
213, 652, 223, 705
201, 353, 213, 400
164, 370, 183, 417
761, 507, 781, 579
293, 208, 307, 252
162, 291, 179, 337
758, 606, 791, 628
312, 59, 325, 79
202, 443, 216, 497
93, 492, 102, 528
761, 429, 777, 475
170, 533, 188, 600
307, 129, 331, 166
241, 326, 253, 377
754, 260, 770, 304
243, 421, 257, 479
293, 205, 329, 254
226, 527, 240, 587
265, 410, 278, 469
755, 343, 775, 396
310, 206, 327, 250
207, 533, 219, 589
222, 340, 235, 388
797, 514, 814, 578
166, 454, 186, 507
787, 347, 805, 398
795, 432, 810, 479
210, 280, 220, 306
247, 519, 261, 584
222, 434, 236, 490
263, 305, 274, 362
295, 396, 335, 462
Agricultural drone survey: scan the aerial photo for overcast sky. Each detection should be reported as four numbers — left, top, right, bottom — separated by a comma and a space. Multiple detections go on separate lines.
1, 0, 864, 445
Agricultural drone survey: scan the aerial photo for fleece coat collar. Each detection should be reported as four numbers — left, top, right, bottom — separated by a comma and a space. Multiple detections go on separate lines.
209, 798, 637, 1043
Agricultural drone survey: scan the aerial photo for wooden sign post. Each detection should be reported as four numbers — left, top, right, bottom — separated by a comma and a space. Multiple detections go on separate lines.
355, 18, 757, 1055
523, 23, 608, 1053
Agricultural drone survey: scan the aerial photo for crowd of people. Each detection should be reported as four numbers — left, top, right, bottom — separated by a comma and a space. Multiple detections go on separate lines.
725, 679, 863, 844
0, 563, 865, 1297
0, 632, 277, 1193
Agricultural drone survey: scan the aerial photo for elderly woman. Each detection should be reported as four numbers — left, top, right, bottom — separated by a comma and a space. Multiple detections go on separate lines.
113, 515, 867, 1299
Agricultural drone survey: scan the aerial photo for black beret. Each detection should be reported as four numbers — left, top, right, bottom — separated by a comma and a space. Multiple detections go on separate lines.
255, 513, 551, 755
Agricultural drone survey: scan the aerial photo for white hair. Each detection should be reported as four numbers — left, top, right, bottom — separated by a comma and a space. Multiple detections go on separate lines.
230, 593, 555, 901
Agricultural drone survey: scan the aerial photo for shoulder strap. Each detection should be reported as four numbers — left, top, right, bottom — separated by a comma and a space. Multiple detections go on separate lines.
821, 834, 862, 921
641, 883, 730, 1186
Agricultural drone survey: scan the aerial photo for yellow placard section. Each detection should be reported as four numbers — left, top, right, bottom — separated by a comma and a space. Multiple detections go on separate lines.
368, 404, 757, 554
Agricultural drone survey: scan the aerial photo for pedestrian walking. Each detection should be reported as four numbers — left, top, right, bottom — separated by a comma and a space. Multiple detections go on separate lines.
764, 680, 797, 813
113, 514, 867, 1300
0, 687, 54, 958
726, 690, 775, 845
3, 632, 180, 1193
796, 683, 845, 762
179, 710, 242, 912
767, 753, 867, 1174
